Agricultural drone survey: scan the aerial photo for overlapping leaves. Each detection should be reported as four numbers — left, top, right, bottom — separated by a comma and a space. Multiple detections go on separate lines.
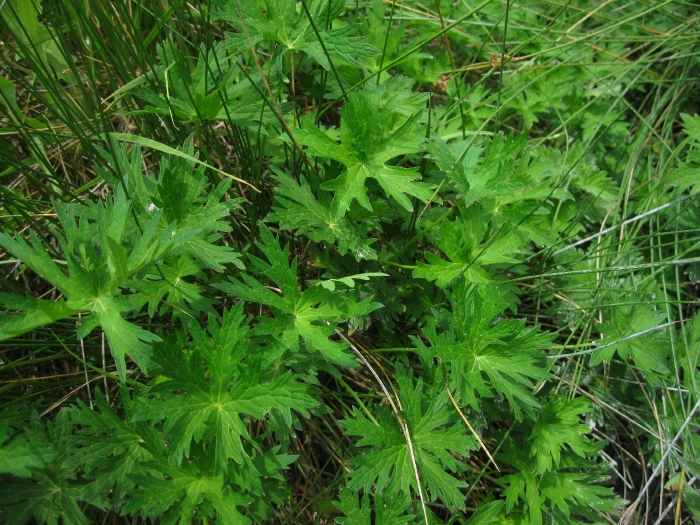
0, 412, 92, 525
294, 83, 434, 218
0, 188, 172, 379
429, 133, 532, 204
215, 0, 378, 73
65, 392, 155, 510
592, 292, 669, 376
417, 280, 553, 420
128, 38, 273, 128
335, 488, 415, 525
341, 366, 476, 510
266, 169, 379, 260
215, 223, 382, 366
501, 448, 620, 524
414, 206, 522, 288
0, 143, 242, 380
122, 449, 253, 525
132, 305, 317, 477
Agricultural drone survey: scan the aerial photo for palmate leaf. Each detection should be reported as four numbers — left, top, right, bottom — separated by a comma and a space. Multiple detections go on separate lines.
111, 140, 242, 315
501, 448, 621, 525
132, 304, 318, 478
414, 206, 522, 288
428, 133, 570, 252
528, 396, 599, 475
668, 113, 700, 195
215, 224, 382, 366
335, 488, 415, 525
128, 38, 274, 128
98, 140, 244, 273
591, 293, 669, 376
215, 0, 378, 71
65, 391, 157, 510
0, 421, 56, 478
360, 0, 405, 73
429, 135, 571, 238
537, 143, 617, 219
341, 366, 476, 510
335, 488, 371, 524
0, 412, 91, 525
88, 297, 162, 376
417, 280, 553, 420
152, 143, 245, 272
294, 84, 434, 218
428, 133, 531, 204
0, 189, 184, 379
266, 169, 378, 260
121, 448, 252, 525
464, 501, 505, 525
238, 446, 299, 519
129, 254, 217, 319
0, 293, 78, 341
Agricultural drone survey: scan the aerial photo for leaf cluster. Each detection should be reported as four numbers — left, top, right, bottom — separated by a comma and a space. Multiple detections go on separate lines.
2, 1, 699, 524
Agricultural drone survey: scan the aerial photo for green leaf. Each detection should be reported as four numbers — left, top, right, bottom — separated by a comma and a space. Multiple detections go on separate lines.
464, 501, 505, 525
335, 488, 415, 525
683, 484, 700, 520
107, 132, 256, 190
501, 450, 621, 525
414, 206, 522, 288
126, 38, 276, 131
0, 231, 74, 299
90, 297, 160, 378
592, 294, 669, 375
302, 25, 380, 69
429, 133, 535, 203
417, 281, 552, 420
138, 141, 244, 272
314, 272, 388, 291
215, 224, 382, 366
294, 84, 434, 218
0, 194, 173, 380
0, 0, 76, 83
129, 254, 217, 318
267, 170, 378, 260
0, 139, 248, 379
680, 113, 700, 141
528, 396, 598, 475
132, 305, 318, 476
0, 422, 56, 478
122, 450, 252, 525
0, 294, 78, 340
0, 412, 91, 525
668, 113, 700, 195
65, 392, 155, 509
335, 488, 372, 524
341, 366, 475, 510
215, 0, 378, 73
0, 76, 43, 127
